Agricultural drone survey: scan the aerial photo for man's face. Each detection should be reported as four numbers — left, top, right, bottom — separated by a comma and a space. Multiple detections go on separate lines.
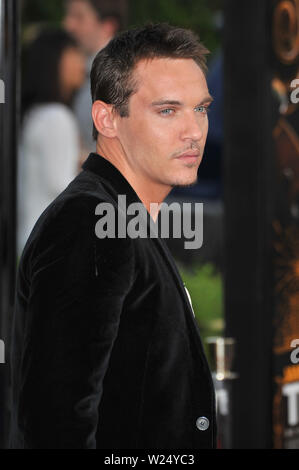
64, 0, 103, 55
115, 58, 212, 190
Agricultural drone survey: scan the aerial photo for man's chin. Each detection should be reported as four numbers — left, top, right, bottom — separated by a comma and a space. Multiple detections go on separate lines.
171, 176, 198, 188
173, 182, 198, 189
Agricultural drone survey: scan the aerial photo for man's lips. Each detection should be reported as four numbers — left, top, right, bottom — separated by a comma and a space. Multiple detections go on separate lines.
175, 151, 200, 161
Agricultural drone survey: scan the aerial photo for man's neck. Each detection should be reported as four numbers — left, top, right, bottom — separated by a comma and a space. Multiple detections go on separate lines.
96, 144, 171, 222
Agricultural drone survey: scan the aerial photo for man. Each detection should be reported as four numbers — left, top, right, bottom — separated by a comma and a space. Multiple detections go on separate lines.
64, 0, 127, 153
9, 24, 216, 449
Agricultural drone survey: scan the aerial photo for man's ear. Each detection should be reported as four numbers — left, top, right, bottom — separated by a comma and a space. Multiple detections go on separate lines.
92, 100, 117, 138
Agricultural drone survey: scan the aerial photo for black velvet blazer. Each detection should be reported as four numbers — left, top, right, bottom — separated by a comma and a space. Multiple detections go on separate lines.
9, 153, 216, 449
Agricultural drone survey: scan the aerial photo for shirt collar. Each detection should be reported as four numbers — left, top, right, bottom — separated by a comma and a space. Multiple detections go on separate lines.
82, 152, 143, 208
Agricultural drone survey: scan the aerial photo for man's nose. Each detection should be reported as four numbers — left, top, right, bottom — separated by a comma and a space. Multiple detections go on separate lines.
180, 113, 204, 142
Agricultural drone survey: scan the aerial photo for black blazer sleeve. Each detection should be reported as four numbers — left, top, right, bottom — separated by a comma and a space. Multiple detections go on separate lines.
18, 204, 135, 448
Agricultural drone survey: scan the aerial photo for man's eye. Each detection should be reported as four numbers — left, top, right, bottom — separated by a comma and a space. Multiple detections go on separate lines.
159, 108, 174, 115
195, 105, 209, 114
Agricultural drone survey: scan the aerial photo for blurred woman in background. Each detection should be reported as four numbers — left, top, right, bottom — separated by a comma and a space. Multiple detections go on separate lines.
18, 29, 85, 256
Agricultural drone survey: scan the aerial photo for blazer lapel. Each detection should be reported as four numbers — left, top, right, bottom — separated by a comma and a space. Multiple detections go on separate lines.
83, 153, 209, 359
151, 233, 209, 359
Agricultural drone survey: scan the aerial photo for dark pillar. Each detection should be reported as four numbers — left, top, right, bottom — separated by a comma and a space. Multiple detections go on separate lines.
0, 0, 19, 449
223, 0, 275, 448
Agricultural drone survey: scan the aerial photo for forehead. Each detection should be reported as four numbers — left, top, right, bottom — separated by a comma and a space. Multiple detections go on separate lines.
132, 57, 209, 103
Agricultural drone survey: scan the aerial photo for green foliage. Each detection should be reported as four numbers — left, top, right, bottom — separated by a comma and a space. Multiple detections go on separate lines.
179, 262, 224, 343
128, 0, 222, 54
22, 0, 65, 26
22, 0, 222, 54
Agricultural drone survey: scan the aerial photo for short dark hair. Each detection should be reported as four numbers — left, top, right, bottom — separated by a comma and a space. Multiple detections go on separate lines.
90, 23, 209, 140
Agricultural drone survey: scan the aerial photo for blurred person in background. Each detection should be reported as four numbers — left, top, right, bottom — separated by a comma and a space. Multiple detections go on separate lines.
18, 29, 85, 256
63, 0, 127, 154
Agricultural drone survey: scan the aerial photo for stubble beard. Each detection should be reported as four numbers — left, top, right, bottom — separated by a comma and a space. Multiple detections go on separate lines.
168, 170, 199, 188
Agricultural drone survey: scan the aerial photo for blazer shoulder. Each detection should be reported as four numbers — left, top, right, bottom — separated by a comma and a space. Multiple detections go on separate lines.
34, 168, 117, 232
21, 170, 133, 279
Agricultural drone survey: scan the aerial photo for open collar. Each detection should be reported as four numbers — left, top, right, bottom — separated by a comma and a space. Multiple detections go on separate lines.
82, 152, 142, 208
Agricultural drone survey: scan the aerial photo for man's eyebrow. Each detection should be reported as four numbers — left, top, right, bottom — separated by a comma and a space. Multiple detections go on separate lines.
151, 100, 182, 106
151, 95, 214, 107
201, 95, 214, 104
